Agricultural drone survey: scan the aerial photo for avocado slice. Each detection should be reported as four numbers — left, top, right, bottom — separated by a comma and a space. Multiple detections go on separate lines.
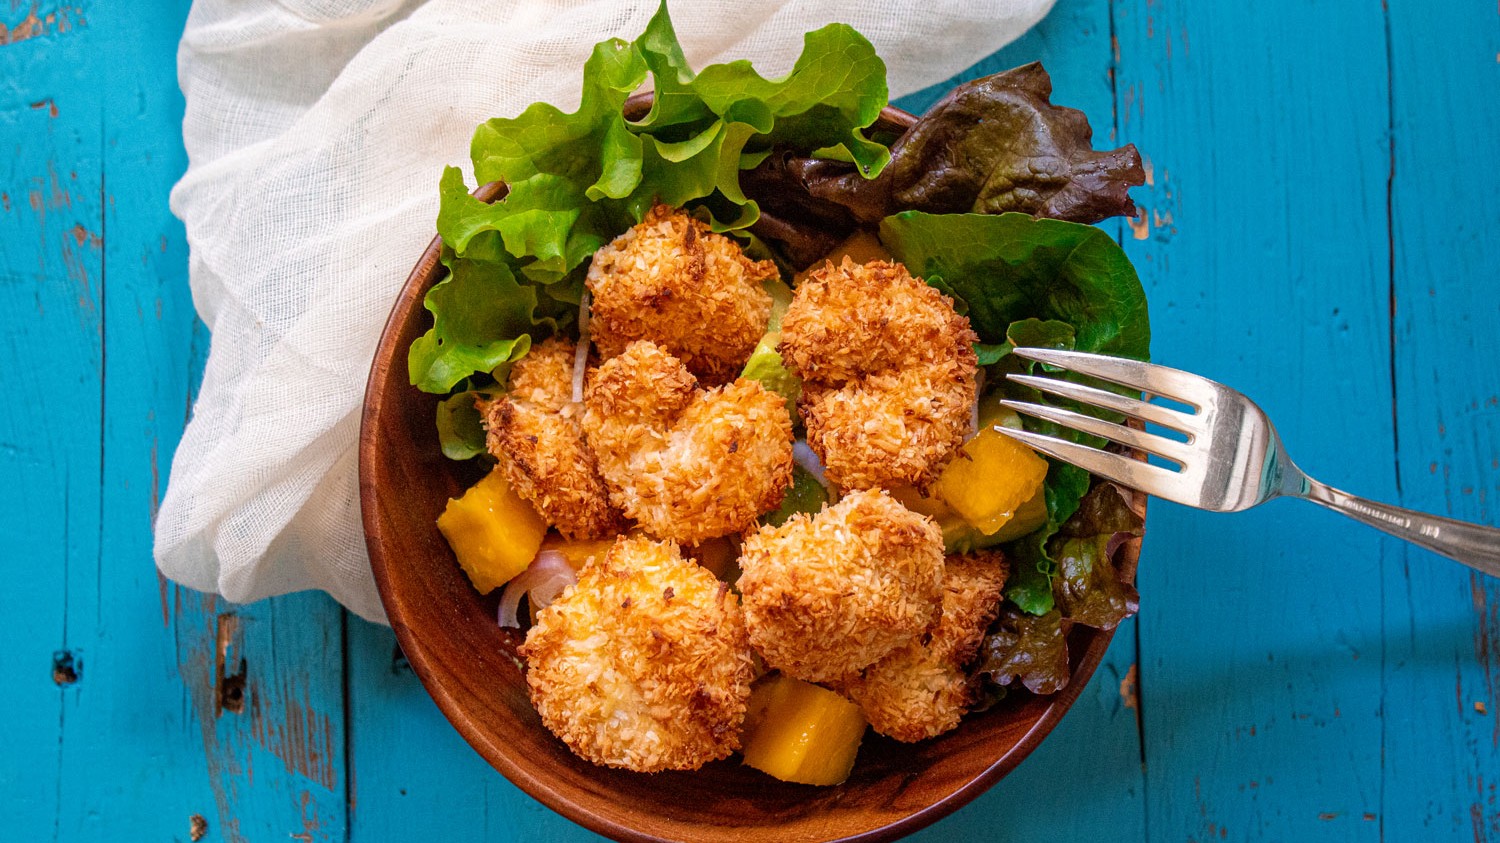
742, 277, 801, 418
762, 464, 830, 527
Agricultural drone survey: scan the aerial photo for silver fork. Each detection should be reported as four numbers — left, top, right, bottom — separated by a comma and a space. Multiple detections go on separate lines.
996, 347, 1500, 575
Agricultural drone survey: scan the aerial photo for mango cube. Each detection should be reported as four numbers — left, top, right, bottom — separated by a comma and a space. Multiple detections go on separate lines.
935, 427, 1050, 535
538, 534, 617, 571
436, 468, 547, 594
741, 674, 867, 786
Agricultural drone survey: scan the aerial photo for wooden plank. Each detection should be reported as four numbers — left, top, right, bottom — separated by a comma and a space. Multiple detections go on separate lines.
0, 3, 105, 833
1, 3, 353, 839
1111, 0, 1396, 839
902, 0, 1149, 837
1384, 1, 1500, 838
345, 618, 605, 843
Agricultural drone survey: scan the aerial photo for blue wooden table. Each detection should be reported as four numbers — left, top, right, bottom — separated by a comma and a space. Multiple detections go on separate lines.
4, 1, 1498, 840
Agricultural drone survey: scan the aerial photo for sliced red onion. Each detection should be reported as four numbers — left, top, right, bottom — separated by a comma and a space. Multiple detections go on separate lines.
496, 550, 577, 628
792, 440, 831, 492
572, 291, 591, 404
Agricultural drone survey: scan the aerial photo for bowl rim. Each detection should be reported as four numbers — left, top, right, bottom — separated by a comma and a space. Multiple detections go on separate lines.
359, 100, 1145, 843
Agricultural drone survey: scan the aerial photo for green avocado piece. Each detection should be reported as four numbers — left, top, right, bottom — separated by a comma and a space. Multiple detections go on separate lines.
742, 334, 800, 418
742, 276, 800, 418
762, 464, 829, 527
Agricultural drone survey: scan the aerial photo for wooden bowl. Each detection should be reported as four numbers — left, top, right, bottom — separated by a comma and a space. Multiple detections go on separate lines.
359, 100, 1144, 843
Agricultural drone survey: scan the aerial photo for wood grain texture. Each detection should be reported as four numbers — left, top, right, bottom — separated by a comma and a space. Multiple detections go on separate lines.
1, 3, 349, 840
1384, 1, 1500, 839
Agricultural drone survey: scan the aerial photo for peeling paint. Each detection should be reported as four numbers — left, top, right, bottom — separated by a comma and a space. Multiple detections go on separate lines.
0, 2, 86, 47
250, 693, 339, 791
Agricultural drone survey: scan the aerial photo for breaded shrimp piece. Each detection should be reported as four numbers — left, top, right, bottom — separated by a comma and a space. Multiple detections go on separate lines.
520, 536, 755, 772
583, 340, 794, 545
737, 490, 945, 683
587, 204, 778, 384
801, 359, 976, 493
778, 258, 979, 490
843, 551, 1009, 742
483, 337, 625, 539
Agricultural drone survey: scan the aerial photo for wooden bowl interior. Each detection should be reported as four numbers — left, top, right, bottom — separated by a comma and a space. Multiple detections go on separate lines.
359, 102, 1144, 843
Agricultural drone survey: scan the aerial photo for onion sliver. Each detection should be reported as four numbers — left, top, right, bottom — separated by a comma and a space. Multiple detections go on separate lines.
792, 440, 831, 492
497, 550, 577, 628
572, 291, 591, 404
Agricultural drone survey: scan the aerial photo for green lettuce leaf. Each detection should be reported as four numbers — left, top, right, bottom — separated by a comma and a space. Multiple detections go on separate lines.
407, 245, 537, 394
410, 2, 892, 394
879, 210, 1148, 359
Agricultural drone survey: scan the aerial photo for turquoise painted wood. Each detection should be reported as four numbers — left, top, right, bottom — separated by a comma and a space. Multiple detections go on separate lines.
1, 0, 1496, 840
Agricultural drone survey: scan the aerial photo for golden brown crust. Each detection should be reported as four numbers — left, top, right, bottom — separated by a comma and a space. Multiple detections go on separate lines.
583, 340, 794, 544
842, 551, 1009, 742
779, 258, 979, 490
484, 337, 626, 539
520, 536, 756, 772
737, 490, 945, 683
587, 204, 778, 385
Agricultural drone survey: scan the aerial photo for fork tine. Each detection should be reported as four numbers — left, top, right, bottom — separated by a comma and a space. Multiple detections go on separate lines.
999, 400, 1193, 464
1006, 374, 1200, 433
1012, 348, 1216, 408
993, 426, 1184, 498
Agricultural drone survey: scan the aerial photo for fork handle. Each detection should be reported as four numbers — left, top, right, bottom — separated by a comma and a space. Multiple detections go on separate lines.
1302, 480, 1500, 576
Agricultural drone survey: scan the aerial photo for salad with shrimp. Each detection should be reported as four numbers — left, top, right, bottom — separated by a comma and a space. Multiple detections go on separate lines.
411, 2, 1150, 784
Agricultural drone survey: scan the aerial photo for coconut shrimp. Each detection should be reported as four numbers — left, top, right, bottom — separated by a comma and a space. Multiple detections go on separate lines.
842, 551, 1009, 742
520, 536, 756, 772
737, 489, 945, 683
482, 337, 625, 539
587, 204, 778, 384
582, 340, 794, 545
778, 258, 979, 491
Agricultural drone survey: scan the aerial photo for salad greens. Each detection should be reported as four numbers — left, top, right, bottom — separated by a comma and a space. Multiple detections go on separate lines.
411, 2, 1151, 695
879, 210, 1149, 614
410, 2, 889, 393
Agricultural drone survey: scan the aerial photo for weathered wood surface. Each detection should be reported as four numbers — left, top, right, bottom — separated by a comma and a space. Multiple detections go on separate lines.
1, 0, 1495, 839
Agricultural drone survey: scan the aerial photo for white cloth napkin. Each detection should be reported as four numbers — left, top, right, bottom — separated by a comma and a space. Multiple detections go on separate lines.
157, 0, 1056, 623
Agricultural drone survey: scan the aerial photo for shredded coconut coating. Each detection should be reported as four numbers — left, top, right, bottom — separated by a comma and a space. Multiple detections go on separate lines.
778, 258, 979, 490
587, 204, 778, 384
520, 536, 755, 772
583, 340, 794, 545
737, 489, 945, 683
842, 551, 1009, 742
484, 337, 625, 539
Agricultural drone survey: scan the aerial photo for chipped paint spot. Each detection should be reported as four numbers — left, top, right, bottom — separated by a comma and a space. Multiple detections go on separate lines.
1319, 812, 1340, 821
1142, 155, 1155, 187
215, 613, 246, 717
251, 693, 339, 791
1120, 663, 1140, 712
1130, 207, 1150, 240
51, 649, 80, 685
189, 814, 208, 842
29, 97, 57, 117
0, 3, 86, 47
1478, 701, 1489, 715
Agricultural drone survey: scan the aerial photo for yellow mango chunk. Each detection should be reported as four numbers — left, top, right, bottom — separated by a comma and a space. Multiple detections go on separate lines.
793, 230, 893, 284
741, 674, 867, 786
936, 427, 1050, 535
538, 535, 617, 571
436, 468, 547, 594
